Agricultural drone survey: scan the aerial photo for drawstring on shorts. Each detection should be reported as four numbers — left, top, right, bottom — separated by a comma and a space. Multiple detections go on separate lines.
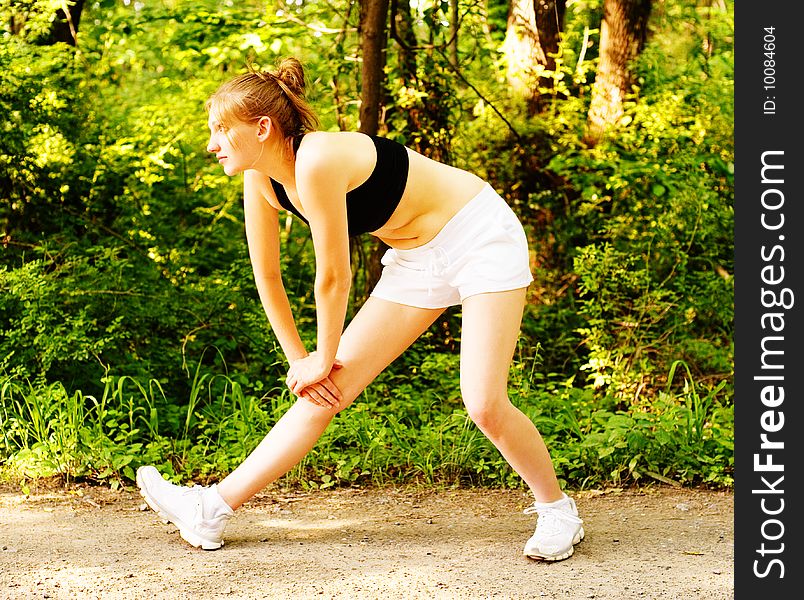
425, 246, 451, 296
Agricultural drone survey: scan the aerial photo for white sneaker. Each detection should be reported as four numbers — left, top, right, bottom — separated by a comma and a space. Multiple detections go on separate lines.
523, 493, 584, 561
136, 466, 234, 550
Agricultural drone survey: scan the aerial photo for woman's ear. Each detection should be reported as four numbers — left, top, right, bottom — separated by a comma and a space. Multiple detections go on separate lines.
256, 116, 273, 142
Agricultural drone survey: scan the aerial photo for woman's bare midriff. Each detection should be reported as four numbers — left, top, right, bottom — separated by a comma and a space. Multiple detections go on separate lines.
370, 149, 486, 250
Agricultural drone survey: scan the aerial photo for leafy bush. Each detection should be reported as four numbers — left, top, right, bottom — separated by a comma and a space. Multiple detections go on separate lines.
0, 357, 733, 490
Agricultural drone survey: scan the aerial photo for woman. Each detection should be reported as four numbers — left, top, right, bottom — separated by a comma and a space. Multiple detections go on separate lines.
136, 57, 584, 561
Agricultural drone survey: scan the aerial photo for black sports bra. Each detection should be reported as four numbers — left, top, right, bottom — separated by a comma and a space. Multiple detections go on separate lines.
269, 134, 410, 236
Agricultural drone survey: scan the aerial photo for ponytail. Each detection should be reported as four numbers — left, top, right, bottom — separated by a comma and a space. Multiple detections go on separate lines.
205, 57, 319, 152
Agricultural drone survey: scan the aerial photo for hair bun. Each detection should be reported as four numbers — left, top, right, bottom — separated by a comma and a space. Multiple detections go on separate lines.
273, 57, 306, 96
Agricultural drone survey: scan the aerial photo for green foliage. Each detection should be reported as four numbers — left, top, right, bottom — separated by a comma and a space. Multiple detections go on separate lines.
0, 357, 732, 489
1, 375, 154, 485
0, 38, 89, 238
546, 29, 735, 396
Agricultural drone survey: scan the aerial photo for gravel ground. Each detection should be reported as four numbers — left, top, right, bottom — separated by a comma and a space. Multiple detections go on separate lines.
0, 483, 734, 599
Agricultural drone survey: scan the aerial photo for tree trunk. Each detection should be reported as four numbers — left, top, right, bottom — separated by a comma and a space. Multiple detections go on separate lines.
501, 0, 566, 114
393, 0, 418, 82
46, 0, 86, 46
9, 0, 85, 45
358, 0, 391, 135
448, 0, 459, 67
584, 0, 652, 147
390, 1, 452, 162
356, 0, 391, 301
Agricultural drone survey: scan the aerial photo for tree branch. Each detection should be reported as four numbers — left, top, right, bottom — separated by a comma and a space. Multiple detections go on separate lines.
388, 1, 521, 140
435, 48, 522, 141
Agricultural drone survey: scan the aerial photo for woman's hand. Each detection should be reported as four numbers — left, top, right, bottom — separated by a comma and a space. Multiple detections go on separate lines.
287, 353, 344, 407
298, 375, 343, 409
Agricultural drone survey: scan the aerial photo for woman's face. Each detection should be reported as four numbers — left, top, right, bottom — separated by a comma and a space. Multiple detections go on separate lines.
206, 115, 260, 176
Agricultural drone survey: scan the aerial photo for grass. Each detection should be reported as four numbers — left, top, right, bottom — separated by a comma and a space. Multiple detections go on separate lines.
0, 356, 733, 492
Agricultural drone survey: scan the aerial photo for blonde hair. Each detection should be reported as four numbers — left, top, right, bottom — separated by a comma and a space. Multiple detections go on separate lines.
205, 57, 319, 154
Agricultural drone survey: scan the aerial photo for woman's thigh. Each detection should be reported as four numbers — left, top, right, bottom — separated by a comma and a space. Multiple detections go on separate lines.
459, 288, 527, 401
329, 296, 445, 409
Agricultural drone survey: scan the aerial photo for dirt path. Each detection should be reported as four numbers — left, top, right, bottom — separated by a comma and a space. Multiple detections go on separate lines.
0, 484, 733, 599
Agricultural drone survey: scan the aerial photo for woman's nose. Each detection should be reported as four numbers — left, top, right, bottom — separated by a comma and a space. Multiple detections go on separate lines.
207, 137, 219, 153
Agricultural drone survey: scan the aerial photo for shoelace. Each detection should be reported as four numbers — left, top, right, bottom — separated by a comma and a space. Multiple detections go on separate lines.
524, 503, 584, 536
174, 485, 204, 520
178, 484, 202, 496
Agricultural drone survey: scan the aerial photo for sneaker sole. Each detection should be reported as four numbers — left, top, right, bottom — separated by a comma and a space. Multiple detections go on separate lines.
524, 526, 585, 562
136, 468, 224, 551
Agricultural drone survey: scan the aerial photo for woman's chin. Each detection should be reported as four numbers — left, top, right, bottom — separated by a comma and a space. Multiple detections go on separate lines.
222, 162, 241, 177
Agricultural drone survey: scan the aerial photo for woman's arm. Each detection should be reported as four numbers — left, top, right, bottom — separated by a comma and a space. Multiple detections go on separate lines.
245, 169, 343, 408
243, 170, 308, 363
284, 138, 352, 394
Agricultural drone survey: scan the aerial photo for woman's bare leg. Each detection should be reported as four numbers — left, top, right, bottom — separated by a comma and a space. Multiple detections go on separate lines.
217, 297, 445, 509
459, 288, 563, 502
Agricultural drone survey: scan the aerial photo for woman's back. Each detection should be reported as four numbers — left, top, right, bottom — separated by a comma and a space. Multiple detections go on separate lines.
289, 131, 487, 248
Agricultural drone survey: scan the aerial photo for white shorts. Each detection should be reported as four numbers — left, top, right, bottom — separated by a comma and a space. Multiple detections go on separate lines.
370, 184, 534, 309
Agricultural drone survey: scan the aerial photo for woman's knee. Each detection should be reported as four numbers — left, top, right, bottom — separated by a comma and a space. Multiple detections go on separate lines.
327, 365, 368, 414
294, 389, 360, 422
292, 396, 339, 426
333, 392, 360, 415
462, 392, 511, 435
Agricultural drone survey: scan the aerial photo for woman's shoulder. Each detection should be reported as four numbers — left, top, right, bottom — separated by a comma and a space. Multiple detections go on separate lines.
243, 169, 279, 205
296, 131, 377, 173
298, 130, 374, 154
243, 168, 272, 187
